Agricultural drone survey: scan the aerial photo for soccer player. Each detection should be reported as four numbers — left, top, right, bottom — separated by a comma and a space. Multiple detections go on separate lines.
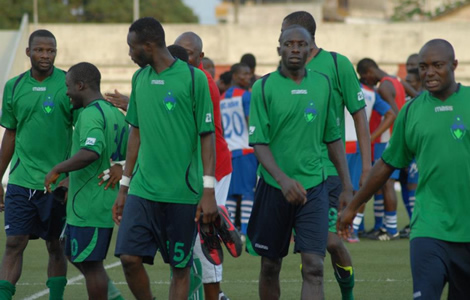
44, 62, 128, 300
240, 53, 261, 88
282, 11, 370, 299
338, 38, 470, 300
247, 25, 353, 300
220, 62, 257, 237
357, 58, 406, 241
202, 57, 216, 79
112, 17, 218, 300
0, 29, 70, 300
174, 31, 234, 300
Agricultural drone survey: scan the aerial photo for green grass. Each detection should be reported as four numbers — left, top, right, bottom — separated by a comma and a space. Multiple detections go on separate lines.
0, 194, 447, 299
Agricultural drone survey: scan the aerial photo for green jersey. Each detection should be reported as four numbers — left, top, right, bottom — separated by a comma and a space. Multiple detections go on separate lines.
68, 100, 128, 228
307, 49, 365, 177
1, 68, 73, 190
126, 59, 214, 204
249, 69, 340, 190
382, 85, 470, 242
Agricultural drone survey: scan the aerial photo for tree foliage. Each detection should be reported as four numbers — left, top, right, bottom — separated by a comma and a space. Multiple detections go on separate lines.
0, 0, 198, 29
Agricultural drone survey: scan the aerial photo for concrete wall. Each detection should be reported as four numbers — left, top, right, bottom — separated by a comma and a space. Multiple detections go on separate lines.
31, 21, 470, 96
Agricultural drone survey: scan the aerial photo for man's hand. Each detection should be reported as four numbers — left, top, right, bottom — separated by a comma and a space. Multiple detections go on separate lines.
338, 188, 354, 212
45, 169, 61, 193
195, 188, 218, 224
98, 164, 123, 190
279, 177, 307, 205
105, 89, 129, 111
0, 185, 5, 212
112, 187, 128, 225
337, 205, 356, 240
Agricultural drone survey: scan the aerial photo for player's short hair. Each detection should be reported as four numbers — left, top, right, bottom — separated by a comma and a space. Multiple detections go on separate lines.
219, 71, 232, 85
129, 17, 166, 47
167, 44, 189, 62
29, 29, 56, 47
230, 63, 249, 74
240, 53, 256, 70
68, 62, 101, 91
421, 39, 455, 61
283, 11, 316, 40
356, 58, 378, 74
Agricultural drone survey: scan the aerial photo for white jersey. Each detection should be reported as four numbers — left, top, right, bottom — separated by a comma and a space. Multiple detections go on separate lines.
220, 87, 251, 151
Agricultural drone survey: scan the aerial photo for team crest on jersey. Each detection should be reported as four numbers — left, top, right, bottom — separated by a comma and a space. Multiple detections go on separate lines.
163, 91, 176, 111
450, 115, 466, 140
304, 101, 317, 123
42, 95, 55, 114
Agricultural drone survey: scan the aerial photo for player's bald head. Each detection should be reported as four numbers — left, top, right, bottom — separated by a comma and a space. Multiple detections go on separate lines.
419, 39, 455, 62
174, 32, 203, 53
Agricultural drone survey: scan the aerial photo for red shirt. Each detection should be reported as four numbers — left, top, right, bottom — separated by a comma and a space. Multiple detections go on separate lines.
199, 63, 232, 180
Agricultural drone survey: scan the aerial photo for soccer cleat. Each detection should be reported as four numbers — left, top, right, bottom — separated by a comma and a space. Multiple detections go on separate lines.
346, 232, 360, 243
371, 231, 400, 241
365, 227, 387, 239
219, 291, 231, 300
215, 205, 243, 258
198, 221, 223, 265
399, 224, 411, 238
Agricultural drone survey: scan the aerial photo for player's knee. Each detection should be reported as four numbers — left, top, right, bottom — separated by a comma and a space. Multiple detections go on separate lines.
171, 266, 190, 281
301, 255, 324, 281
120, 254, 142, 273
260, 257, 282, 278
4, 236, 28, 254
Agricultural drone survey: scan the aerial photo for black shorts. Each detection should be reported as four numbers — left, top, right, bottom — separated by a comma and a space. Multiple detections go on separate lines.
246, 179, 329, 259
65, 225, 113, 262
325, 176, 342, 233
410, 237, 470, 300
4, 184, 65, 240
115, 194, 197, 267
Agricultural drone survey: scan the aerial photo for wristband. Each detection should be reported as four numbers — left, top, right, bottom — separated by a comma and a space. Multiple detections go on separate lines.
111, 160, 126, 166
120, 175, 131, 187
203, 175, 216, 188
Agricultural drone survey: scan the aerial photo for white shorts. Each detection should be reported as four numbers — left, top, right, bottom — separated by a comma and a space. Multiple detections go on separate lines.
193, 173, 232, 283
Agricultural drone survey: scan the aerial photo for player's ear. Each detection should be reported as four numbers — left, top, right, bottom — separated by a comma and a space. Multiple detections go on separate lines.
26, 47, 31, 58
452, 59, 458, 71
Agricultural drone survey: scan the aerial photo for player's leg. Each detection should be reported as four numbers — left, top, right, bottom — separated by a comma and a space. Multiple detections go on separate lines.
115, 195, 159, 300
294, 182, 329, 300
240, 153, 257, 235
381, 176, 399, 239
410, 237, 447, 300
78, 261, 108, 300
0, 235, 29, 284
325, 176, 355, 299
246, 178, 295, 300
165, 203, 198, 300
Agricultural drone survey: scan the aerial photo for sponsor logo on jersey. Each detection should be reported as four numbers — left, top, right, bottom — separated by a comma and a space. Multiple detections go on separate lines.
85, 137, 96, 146
357, 91, 364, 101
292, 89, 307, 95
33, 87, 46, 92
42, 95, 55, 114
450, 115, 466, 140
151, 79, 165, 85
435, 105, 453, 112
163, 91, 176, 111
304, 101, 317, 123
249, 126, 255, 135
205, 113, 212, 123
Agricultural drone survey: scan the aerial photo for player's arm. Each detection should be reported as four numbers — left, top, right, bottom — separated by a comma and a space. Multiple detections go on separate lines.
326, 139, 353, 210
196, 132, 218, 224
371, 110, 396, 141
45, 149, 99, 193
337, 159, 394, 239
113, 125, 140, 225
378, 81, 399, 114
351, 108, 372, 187
253, 144, 306, 205
401, 79, 418, 98
0, 129, 16, 211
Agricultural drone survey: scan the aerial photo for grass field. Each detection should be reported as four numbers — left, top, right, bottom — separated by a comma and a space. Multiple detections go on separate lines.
0, 193, 447, 300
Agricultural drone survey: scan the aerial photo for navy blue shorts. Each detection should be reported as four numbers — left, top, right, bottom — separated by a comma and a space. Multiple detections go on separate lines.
115, 194, 197, 267
246, 179, 329, 259
4, 184, 65, 240
374, 143, 399, 179
410, 237, 470, 300
228, 152, 258, 199
65, 225, 113, 262
325, 176, 342, 233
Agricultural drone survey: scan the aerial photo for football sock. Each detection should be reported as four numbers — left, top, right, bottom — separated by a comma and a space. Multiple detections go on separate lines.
240, 199, 253, 235
384, 211, 398, 235
46, 276, 67, 300
225, 197, 237, 224
108, 279, 125, 300
406, 189, 415, 219
334, 264, 354, 300
352, 213, 364, 234
373, 194, 384, 230
0, 280, 15, 300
